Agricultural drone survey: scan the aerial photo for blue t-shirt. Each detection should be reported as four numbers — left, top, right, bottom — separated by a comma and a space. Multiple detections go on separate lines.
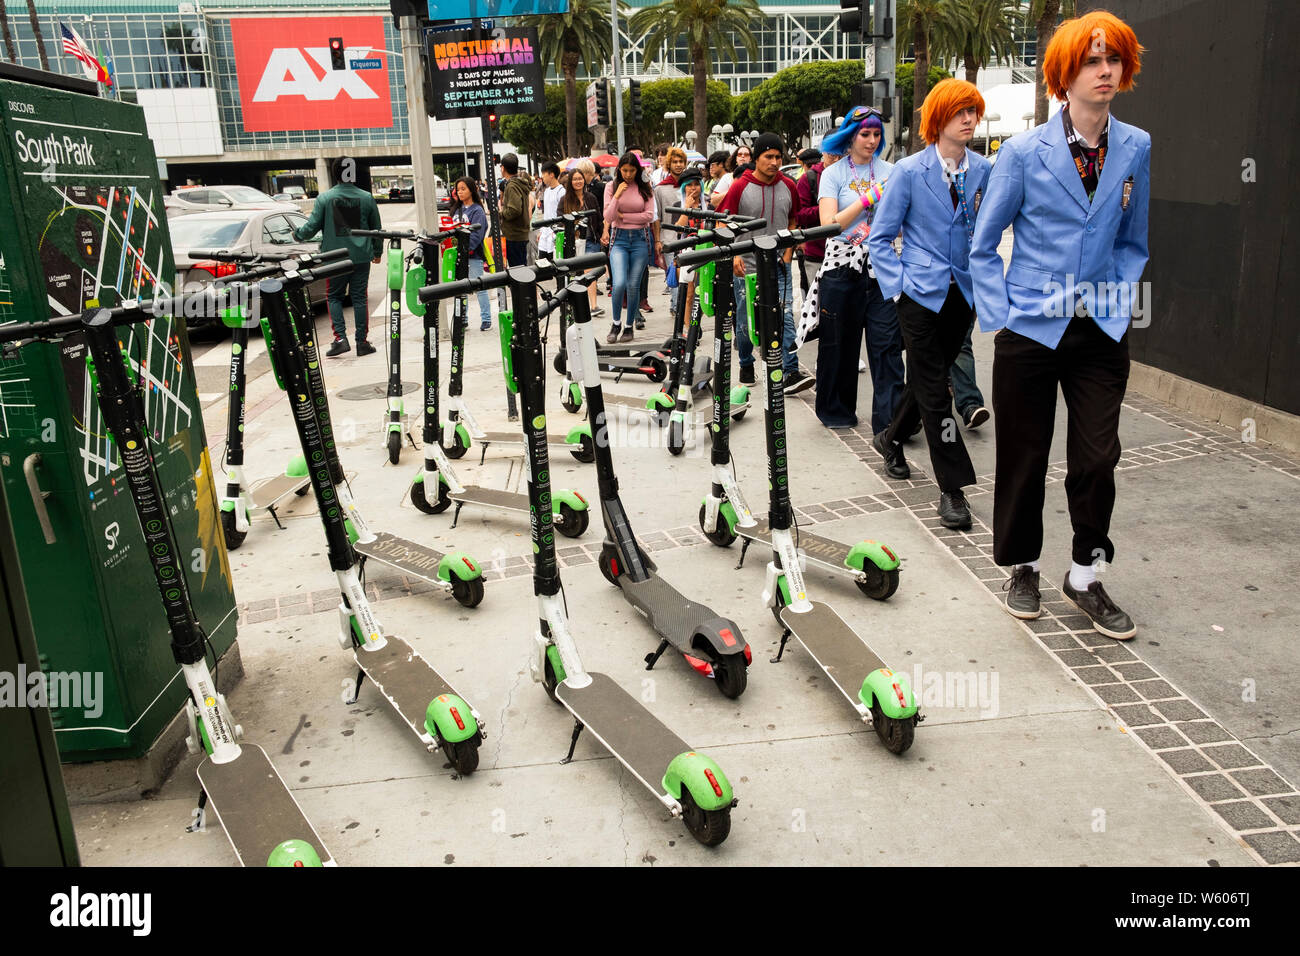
818, 154, 894, 246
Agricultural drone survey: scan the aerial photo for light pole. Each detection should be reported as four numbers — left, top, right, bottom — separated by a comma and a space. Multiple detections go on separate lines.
1022, 110, 1035, 131
664, 110, 686, 145
740, 129, 758, 147
684, 130, 697, 156
983, 112, 1001, 156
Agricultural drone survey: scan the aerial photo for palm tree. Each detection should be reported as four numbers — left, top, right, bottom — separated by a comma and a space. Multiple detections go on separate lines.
949, 0, 1018, 86
1, 2, 17, 63
516, 0, 622, 158
898, 0, 973, 153
25, 0, 48, 71
1026, 0, 1075, 125
629, 0, 761, 150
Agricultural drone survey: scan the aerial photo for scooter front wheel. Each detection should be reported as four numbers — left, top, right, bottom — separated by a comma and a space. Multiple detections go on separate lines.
570, 433, 596, 464
450, 575, 484, 609
555, 502, 589, 538
411, 478, 452, 515
561, 391, 582, 414
542, 657, 561, 704
387, 431, 402, 464
221, 510, 247, 551
444, 428, 470, 460
697, 503, 737, 547
870, 700, 915, 755
856, 565, 900, 601
680, 787, 731, 847
441, 737, 480, 775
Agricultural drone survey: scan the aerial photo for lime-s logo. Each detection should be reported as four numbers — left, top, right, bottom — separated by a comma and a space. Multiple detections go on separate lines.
105, 522, 121, 550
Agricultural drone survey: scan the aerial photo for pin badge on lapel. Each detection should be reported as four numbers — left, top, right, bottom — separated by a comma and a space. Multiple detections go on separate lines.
1121, 176, 1134, 210
973, 188, 983, 214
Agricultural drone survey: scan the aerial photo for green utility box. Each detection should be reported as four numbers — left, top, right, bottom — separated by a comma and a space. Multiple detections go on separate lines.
0, 78, 237, 761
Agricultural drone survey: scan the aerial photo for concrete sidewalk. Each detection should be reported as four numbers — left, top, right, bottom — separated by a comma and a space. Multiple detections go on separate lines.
70, 221, 1298, 867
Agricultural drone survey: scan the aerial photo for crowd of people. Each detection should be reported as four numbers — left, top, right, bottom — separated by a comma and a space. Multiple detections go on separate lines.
299, 9, 1149, 642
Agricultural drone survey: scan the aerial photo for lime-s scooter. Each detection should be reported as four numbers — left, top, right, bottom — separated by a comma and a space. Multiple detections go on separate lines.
424, 255, 739, 845
1, 300, 331, 867
679, 227, 920, 753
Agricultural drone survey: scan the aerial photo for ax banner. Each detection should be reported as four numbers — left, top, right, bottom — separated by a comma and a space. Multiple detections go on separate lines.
425, 26, 545, 120
231, 16, 393, 132
426, 2, 570, 16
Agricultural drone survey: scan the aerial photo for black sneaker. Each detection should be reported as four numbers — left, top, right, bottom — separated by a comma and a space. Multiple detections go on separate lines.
783, 369, 814, 394
356, 340, 376, 356
620, 327, 634, 343
1002, 565, 1042, 619
872, 431, 911, 480
606, 324, 621, 344
635, 319, 646, 330
325, 337, 350, 357
592, 307, 605, 317
1062, 577, 1137, 640
937, 490, 972, 529
964, 405, 990, 429
738, 364, 756, 386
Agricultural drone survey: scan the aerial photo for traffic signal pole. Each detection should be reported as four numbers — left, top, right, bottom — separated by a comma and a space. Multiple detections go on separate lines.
610, 0, 626, 155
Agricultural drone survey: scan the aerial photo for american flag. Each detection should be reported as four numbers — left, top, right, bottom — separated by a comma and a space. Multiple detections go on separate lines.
60, 23, 108, 84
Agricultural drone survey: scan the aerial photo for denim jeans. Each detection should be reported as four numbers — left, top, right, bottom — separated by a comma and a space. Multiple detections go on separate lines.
813, 266, 904, 432
733, 259, 797, 373
610, 227, 651, 329
327, 260, 371, 342
949, 312, 985, 414
462, 256, 492, 326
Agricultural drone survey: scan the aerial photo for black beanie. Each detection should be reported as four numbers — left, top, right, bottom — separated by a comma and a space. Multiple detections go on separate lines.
752, 132, 785, 160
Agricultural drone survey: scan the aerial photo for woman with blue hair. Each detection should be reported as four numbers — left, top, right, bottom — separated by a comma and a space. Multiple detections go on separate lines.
798, 106, 904, 433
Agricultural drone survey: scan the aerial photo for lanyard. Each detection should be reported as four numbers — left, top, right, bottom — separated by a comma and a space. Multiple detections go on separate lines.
1061, 105, 1108, 200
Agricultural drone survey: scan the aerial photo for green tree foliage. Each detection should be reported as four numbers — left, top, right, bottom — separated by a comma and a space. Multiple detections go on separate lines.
896, 62, 954, 136
732, 60, 866, 152
500, 84, 592, 160
621, 77, 732, 151
1025, 0, 1076, 125
898, 0, 973, 152
949, 0, 1019, 85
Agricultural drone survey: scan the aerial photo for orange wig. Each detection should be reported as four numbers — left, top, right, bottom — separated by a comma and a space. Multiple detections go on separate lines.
919, 79, 986, 146
1043, 10, 1143, 101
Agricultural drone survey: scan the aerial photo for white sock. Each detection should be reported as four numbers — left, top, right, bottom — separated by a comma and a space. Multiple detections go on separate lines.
1070, 561, 1096, 590
1027, 560, 1040, 572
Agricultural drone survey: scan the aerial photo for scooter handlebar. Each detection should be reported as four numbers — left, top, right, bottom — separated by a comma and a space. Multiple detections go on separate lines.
533, 210, 597, 230
660, 218, 768, 254
664, 206, 747, 222
186, 248, 260, 262
533, 250, 608, 278
350, 228, 417, 240
537, 266, 606, 320
291, 257, 356, 283
675, 224, 842, 267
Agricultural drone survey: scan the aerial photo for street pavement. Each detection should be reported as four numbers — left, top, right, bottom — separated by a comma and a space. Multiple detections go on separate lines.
70, 204, 1299, 866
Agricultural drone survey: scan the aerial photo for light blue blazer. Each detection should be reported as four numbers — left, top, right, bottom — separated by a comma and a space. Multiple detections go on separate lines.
969, 114, 1151, 348
868, 144, 991, 313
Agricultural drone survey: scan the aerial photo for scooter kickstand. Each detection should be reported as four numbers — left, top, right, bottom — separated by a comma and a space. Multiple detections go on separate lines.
735, 537, 752, 570
267, 504, 285, 530
345, 667, 366, 705
478, 444, 489, 466
770, 628, 793, 664
186, 788, 208, 833
644, 639, 670, 670
561, 720, 585, 764
450, 501, 464, 529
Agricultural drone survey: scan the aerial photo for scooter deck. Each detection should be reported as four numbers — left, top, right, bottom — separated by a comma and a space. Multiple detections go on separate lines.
355, 635, 455, 740
556, 672, 687, 796
249, 473, 311, 510
778, 601, 885, 710
620, 572, 721, 648
354, 531, 450, 585
197, 745, 334, 867
475, 429, 578, 450
739, 518, 851, 571
453, 485, 528, 513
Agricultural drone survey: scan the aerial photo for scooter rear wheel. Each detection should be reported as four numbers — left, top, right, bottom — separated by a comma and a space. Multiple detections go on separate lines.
680, 787, 731, 847
441, 736, 480, 775
598, 544, 622, 587
387, 431, 401, 464
643, 354, 668, 383
555, 502, 589, 538
713, 656, 747, 699
870, 700, 915, 755
570, 433, 596, 463
450, 576, 485, 609
856, 565, 900, 601
221, 510, 247, 551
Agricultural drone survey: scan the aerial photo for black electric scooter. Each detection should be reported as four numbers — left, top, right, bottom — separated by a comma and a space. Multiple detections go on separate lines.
422, 254, 739, 846
679, 227, 921, 754
1, 298, 332, 867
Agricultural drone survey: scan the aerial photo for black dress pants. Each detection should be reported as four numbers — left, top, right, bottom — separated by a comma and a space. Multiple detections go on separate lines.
991, 315, 1130, 567
882, 285, 976, 492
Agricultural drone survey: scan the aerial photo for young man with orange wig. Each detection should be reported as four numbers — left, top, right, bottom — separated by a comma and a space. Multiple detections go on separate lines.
868, 78, 991, 530
970, 11, 1149, 639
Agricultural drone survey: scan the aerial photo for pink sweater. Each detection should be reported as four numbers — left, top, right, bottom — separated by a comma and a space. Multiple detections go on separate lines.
604, 180, 656, 229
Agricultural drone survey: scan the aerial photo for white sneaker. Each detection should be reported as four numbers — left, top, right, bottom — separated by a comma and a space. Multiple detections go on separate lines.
858, 358, 867, 373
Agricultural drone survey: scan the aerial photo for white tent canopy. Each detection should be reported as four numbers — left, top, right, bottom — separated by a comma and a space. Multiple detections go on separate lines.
976, 83, 1064, 140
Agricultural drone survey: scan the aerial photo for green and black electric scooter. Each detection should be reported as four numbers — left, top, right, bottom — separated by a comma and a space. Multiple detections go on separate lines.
187, 247, 333, 548
680, 227, 920, 753
256, 265, 487, 773
407, 227, 590, 536
0, 299, 331, 867
351, 227, 420, 464
441, 223, 595, 464
423, 255, 739, 845
536, 210, 598, 414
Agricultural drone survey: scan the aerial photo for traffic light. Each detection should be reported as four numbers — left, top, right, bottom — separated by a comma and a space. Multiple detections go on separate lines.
629, 79, 642, 125
329, 37, 345, 71
594, 79, 610, 126
488, 112, 499, 137
839, 0, 864, 38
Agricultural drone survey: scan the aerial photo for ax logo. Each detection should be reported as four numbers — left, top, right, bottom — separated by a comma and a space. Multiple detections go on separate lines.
231, 15, 392, 132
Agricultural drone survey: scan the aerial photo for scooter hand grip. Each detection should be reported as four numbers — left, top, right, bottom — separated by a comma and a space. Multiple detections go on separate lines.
792, 224, 843, 243
734, 217, 767, 234
221, 262, 285, 284
665, 206, 731, 221
533, 215, 567, 229
661, 232, 707, 253
186, 248, 259, 262
676, 237, 757, 268
299, 258, 356, 282
534, 250, 607, 278
309, 247, 352, 263
350, 229, 416, 239
418, 269, 512, 303
537, 286, 572, 320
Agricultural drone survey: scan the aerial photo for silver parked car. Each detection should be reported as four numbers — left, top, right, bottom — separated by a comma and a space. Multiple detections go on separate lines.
167, 184, 297, 217
169, 209, 333, 334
